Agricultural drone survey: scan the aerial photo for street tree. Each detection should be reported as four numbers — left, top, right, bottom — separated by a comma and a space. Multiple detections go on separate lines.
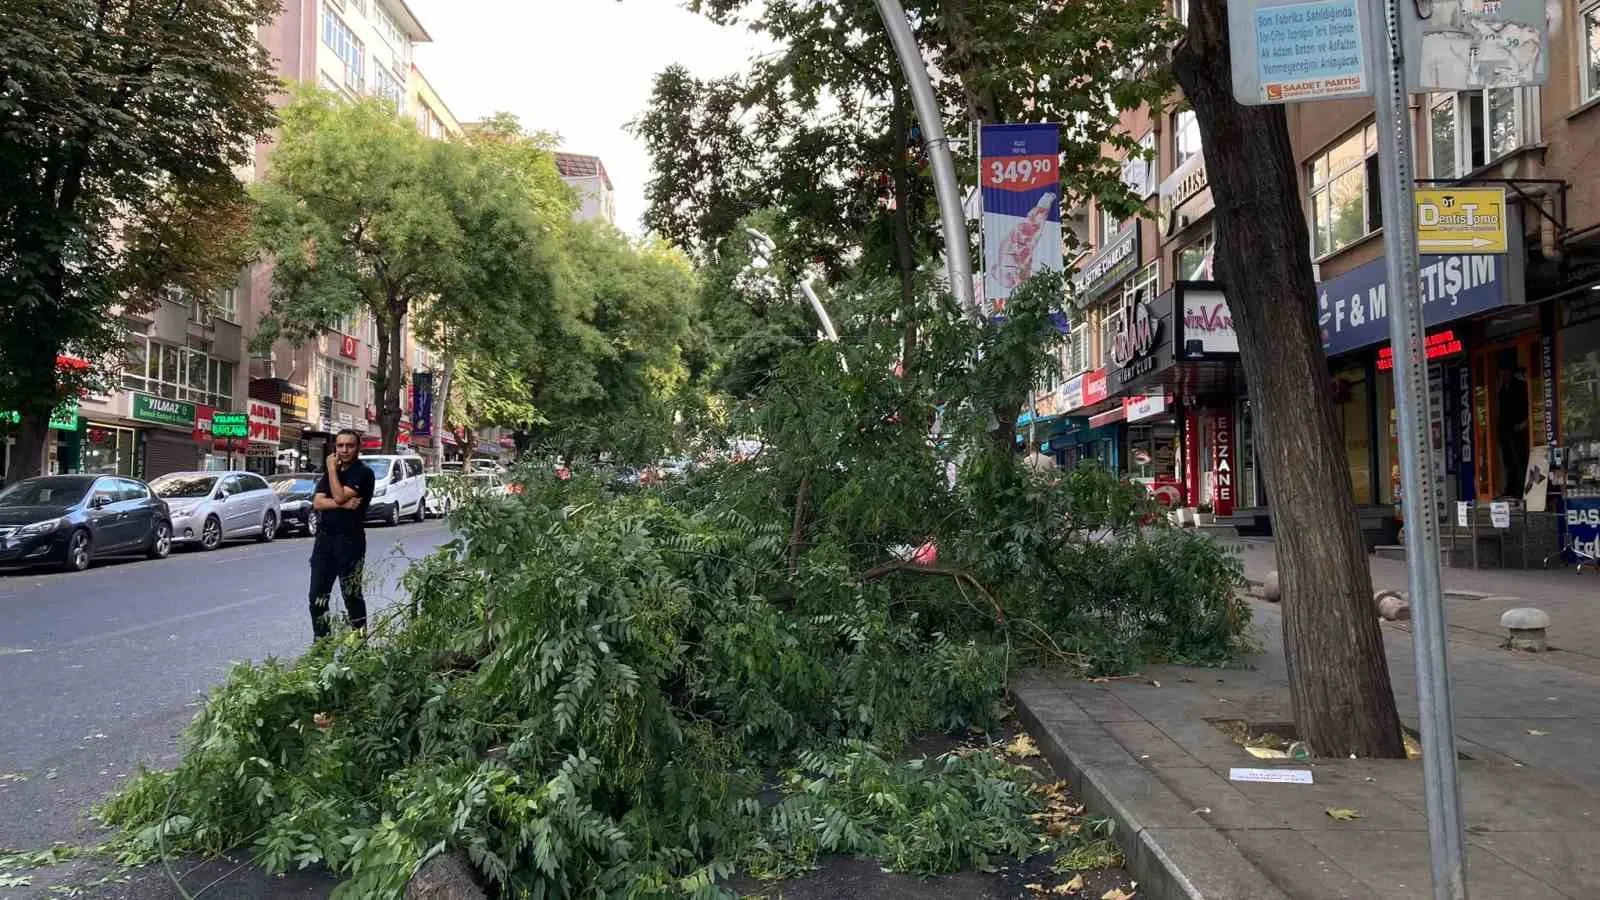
0, 0, 280, 481
255, 89, 563, 454
1171, 1, 1405, 756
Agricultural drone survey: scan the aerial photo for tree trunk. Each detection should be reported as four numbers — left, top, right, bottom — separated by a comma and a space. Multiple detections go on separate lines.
5, 410, 51, 483
889, 71, 920, 368
375, 301, 405, 455
430, 352, 455, 472
1176, 0, 1405, 758
936, 0, 1002, 125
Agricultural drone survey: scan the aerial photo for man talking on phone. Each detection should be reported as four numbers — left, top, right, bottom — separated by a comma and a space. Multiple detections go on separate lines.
308, 428, 375, 638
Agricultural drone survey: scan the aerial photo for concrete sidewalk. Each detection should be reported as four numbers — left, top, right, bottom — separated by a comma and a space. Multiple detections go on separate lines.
1230, 537, 1600, 674
1013, 598, 1600, 899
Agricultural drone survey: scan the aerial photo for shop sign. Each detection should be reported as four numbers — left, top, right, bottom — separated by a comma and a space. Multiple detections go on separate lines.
248, 400, 281, 445
211, 411, 249, 440
337, 412, 354, 429
1125, 394, 1169, 422
1542, 332, 1556, 449
1213, 410, 1236, 517
2, 399, 80, 432
1317, 254, 1510, 356
1034, 389, 1060, 418
1059, 375, 1084, 412
1376, 329, 1464, 370
339, 335, 359, 360
1179, 285, 1238, 356
1072, 225, 1141, 305
1081, 369, 1109, 406
1565, 497, 1600, 561
280, 381, 310, 422
131, 392, 196, 429
192, 404, 215, 443
1110, 290, 1177, 393
1158, 153, 1214, 237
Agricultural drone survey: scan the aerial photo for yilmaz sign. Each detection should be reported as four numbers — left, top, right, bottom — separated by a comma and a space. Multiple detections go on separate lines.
1317, 253, 1517, 356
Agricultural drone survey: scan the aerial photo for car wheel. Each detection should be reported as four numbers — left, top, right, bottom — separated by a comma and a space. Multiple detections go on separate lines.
63, 529, 92, 572
305, 511, 319, 537
258, 511, 277, 542
200, 516, 223, 551
386, 503, 400, 527
147, 521, 172, 560
412, 498, 426, 523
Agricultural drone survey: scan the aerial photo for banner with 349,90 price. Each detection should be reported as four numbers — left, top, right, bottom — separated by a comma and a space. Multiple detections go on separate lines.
980, 123, 1061, 316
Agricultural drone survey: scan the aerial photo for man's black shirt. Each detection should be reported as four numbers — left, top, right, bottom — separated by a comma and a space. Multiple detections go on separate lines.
315, 459, 375, 538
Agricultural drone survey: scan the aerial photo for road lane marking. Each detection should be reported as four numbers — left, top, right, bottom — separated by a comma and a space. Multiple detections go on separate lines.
50, 594, 278, 650
0, 647, 33, 655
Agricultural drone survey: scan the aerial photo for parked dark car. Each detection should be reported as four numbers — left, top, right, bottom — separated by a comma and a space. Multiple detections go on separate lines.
609, 468, 642, 492
268, 472, 320, 536
0, 474, 172, 572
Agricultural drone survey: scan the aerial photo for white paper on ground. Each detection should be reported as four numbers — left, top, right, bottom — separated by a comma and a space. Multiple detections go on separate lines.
1229, 767, 1313, 784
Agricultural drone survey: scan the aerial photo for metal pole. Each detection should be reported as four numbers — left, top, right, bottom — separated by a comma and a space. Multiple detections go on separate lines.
796, 278, 840, 343
1363, 0, 1468, 895
874, 0, 978, 319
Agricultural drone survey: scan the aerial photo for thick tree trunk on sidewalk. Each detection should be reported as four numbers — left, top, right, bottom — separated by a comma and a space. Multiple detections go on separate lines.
1175, 0, 1405, 758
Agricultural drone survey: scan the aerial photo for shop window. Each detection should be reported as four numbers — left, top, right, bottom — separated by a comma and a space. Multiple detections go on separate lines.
1308, 124, 1382, 258
1098, 205, 1121, 246
1429, 89, 1534, 179
1561, 318, 1600, 496
1473, 338, 1542, 500
1332, 367, 1374, 505
121, 336, 232, 409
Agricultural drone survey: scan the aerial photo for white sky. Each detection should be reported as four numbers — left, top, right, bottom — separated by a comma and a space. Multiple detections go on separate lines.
408, 0, 772, 235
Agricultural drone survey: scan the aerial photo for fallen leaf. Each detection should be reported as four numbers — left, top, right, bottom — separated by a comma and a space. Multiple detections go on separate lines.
1101, 888, 1136, 900
1526, 729, 1550, 736
1061, 873, 1086, 892
1245, 745, 1289, 759
1325, 807, 1362, 821
1025, 884, 1046, 895
1007, 734, 1042, 758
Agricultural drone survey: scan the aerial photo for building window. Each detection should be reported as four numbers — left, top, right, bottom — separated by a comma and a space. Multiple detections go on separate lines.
322, 359, 361, 405
1584, 0, 1600, 103
1178, 232, 1215, 281
1173, 110, 1201, 168
321, 5, 365, 91
1429, 89, 1531, 179
1099, 205, 1122, 246
1067, 322, 1090, 376
120, 336, 233, 409
1173, 0, 1190, 26
373, 64, 405, 113
1308, 124, 1382, 258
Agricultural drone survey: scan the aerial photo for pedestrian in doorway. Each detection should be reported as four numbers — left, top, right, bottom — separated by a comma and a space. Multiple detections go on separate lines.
308, 428, 375, 638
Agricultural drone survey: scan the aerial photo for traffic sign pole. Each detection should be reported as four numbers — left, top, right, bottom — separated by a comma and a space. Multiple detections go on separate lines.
1363, 0, 1468, 895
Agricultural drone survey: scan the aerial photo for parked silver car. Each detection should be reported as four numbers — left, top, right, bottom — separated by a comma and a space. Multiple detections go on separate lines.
149, 471, 281, 551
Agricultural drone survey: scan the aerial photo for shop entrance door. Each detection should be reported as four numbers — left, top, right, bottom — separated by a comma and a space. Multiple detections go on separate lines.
1472, 335, 1543, 501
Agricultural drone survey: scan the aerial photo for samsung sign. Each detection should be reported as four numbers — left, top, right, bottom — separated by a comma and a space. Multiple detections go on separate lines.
1317, 254, 1514, 356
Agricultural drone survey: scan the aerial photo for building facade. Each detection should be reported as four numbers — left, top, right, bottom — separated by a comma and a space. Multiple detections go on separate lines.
1039, 0, 1600, 564
554, 152, 618, 226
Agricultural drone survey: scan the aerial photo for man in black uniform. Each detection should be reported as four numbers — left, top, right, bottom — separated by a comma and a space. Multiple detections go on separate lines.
308, 428, 375, 638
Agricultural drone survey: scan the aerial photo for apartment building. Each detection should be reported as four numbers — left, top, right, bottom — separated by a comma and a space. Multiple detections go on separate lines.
554, 152, 618, 226
1040, 1, 1600, 564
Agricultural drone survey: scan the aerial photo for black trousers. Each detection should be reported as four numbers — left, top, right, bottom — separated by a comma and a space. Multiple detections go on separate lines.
308, 532, 367, 638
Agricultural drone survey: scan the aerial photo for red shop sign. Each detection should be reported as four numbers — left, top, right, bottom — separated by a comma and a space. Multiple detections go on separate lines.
339, 335, 359, 360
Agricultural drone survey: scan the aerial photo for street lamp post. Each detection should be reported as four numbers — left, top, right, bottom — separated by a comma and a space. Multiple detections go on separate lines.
745, 228, 840, 344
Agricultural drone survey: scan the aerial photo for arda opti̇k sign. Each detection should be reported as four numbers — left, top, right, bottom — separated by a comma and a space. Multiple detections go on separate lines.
980, 123, 1062, 315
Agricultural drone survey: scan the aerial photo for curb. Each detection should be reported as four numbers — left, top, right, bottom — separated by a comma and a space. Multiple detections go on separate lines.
1011, 673, 1289, 900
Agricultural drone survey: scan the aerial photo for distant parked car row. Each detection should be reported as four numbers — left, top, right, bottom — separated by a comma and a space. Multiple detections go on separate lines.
0, 457, 446, 574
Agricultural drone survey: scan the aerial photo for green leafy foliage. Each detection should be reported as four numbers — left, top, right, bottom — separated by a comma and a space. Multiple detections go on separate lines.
102, 278, 1246, 897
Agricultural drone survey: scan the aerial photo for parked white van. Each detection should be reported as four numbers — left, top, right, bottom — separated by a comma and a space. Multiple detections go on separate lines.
357, 454, 427, 526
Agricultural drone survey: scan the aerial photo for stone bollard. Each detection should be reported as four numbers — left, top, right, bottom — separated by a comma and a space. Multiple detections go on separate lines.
1260, 570, 1281, 603
1500, 607, 1551, 652
1375, 589, 1410, 621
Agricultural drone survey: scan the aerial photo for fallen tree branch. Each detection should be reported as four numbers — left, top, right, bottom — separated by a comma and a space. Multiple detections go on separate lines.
858, 560, 1005, 623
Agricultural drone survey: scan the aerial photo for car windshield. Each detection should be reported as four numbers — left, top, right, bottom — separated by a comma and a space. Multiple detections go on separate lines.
271, 477, 316, 495
151, 475, 216, 499
0, 477, 92, 508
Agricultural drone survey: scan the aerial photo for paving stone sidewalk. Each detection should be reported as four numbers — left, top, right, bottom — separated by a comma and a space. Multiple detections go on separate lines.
1012, 598, 1600, 899
1230, 537, 1600, 673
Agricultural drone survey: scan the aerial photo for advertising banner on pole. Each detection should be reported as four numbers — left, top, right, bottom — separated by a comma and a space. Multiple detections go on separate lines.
411, 371, 434, 438
980, 124, 1062, 315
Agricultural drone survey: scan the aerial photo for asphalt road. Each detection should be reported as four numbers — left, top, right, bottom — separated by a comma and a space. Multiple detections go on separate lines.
0, 519, 453, 898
